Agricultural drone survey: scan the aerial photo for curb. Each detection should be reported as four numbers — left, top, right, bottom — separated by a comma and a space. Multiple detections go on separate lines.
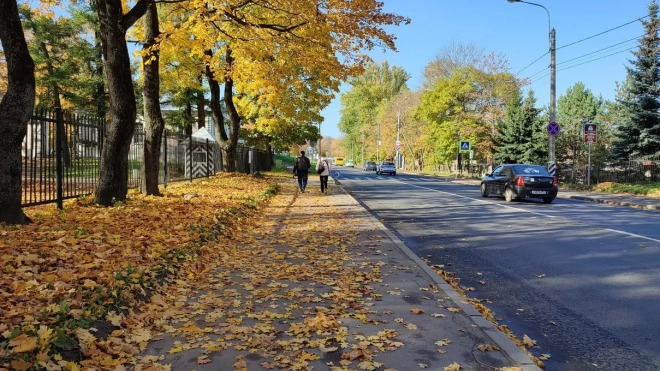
555, 194, 660, 211
336, 184, 542, 371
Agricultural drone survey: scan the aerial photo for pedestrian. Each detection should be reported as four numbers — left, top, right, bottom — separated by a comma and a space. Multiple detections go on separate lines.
316, 152, 331, 194
293, 150, 311, 193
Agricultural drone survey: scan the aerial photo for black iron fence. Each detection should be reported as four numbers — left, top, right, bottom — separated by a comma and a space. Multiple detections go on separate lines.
21, 108, 270, 208
558, 155, 660, 185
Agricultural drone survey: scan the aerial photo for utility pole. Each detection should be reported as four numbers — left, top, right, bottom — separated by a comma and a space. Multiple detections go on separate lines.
396, 105, 401, 169
549, 27, 556, 174
377, 122, 380, 163
508, 0, 556, 176
361, 133, 365, 164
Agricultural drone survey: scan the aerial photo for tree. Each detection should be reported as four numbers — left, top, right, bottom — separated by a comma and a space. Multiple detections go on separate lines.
0, 0, 35, 224
140, 1, 165, 196
556, 82, 603, 183
495, 88, 546, 165
338, 61, 411, 160
612, 0, 660, 159
93, 0, 149, 206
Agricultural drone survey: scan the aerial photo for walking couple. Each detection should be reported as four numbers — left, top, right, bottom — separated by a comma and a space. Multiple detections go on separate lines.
293, 151, 331, 194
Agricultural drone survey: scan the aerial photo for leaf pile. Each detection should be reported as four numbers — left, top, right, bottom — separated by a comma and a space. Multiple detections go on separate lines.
0, 173, 276, 370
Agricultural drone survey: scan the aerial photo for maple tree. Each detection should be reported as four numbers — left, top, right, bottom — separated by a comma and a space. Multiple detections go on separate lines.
0, 0, 35, 224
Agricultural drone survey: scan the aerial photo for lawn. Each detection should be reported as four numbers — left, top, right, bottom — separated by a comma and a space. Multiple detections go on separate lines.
561, 181, 660, 197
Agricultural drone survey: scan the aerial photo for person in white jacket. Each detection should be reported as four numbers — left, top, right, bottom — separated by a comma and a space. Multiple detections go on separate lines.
315, 153, 332, 194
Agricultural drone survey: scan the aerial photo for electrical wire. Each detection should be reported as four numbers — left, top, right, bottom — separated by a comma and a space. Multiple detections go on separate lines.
529, 47, 636, 84
556, 36, 640, 66
515, 51, 549, 75
556, 15, 649, 50
515, 14, 647, 77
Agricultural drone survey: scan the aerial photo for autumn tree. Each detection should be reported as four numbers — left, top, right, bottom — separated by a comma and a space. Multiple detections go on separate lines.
338, 61, 411, 161
612, 0, 660, 159
0, 0, 35, 224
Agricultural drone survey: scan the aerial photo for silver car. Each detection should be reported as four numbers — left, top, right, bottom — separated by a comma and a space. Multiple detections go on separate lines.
376, 161, 396, 175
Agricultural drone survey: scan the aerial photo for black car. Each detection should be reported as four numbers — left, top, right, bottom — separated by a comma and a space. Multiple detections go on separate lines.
363, 161, 377, 171
481, 164, 558, 204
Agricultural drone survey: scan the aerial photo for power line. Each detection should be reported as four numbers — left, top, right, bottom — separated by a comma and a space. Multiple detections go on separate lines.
556, 36, 640, 66
515, 51, 549, 75
525, 35, 640, 81
556, 15, 649, 50
530, 47, 636, 84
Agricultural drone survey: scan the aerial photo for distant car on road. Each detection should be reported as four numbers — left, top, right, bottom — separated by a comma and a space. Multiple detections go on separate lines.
363, 161, 377, 171
481, 164, 558, 203
376, 161, 396, 176
345, 160, 355, 167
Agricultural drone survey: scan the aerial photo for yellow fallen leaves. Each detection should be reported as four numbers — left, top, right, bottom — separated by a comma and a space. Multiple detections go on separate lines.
444, 362, 462, 371
0, 173, 277, 369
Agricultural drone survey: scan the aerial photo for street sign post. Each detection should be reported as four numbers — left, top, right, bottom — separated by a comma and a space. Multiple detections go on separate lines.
584, 123, 597, 185
469, 150, 474, 160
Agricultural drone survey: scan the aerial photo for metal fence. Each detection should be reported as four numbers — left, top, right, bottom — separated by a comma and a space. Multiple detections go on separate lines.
21, 108, 271, 208
558, 155, 660, 185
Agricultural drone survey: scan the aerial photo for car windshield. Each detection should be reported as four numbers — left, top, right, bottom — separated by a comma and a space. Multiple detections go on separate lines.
382, 162, 394, 166
511, 165, 550, 176
367, 162, 375, 165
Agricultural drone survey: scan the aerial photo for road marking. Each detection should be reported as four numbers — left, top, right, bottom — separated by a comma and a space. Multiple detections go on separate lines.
604, 229, 660, 243
392, 179, 556, 218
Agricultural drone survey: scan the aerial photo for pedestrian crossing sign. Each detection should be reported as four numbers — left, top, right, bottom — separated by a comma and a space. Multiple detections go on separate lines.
459, 141, 471, 152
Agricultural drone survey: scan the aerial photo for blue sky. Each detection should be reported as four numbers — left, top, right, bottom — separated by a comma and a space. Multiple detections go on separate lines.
320, 0, 650, 138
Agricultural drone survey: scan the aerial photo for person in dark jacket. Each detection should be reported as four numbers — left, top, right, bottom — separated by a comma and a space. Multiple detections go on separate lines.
293, 151, 311, 193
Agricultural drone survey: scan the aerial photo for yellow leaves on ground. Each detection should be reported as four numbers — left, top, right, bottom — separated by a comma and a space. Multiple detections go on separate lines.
522, 334, 537, 347
444, 362, 462, 371
0, 173, 276, 369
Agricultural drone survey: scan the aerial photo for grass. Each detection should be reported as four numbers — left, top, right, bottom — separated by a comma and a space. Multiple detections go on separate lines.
561, 182, 660, 197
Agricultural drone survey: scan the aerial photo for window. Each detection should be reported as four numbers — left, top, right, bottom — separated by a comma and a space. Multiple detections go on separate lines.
492, 166, 503, 176
511, 165, 549, 176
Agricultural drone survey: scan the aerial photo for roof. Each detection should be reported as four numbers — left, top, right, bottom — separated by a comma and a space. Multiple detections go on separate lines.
191, 127, 216, 142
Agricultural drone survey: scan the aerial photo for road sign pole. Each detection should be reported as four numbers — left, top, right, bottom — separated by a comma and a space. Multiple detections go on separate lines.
549, 28, 557, 176
587, 142, 591, 186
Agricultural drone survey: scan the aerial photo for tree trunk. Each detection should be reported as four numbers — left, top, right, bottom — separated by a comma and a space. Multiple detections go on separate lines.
140, 1, 164, 196
0, 0, 35, 224
197, 82, 205, 129
94, 0, 148, 206
223, 47, 241, 173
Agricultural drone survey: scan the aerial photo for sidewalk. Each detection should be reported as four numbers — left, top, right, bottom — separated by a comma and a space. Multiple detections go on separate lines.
139, 178, 541, 371
446, 176, 660, 211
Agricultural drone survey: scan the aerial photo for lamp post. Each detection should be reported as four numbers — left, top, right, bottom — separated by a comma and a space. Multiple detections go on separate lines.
508, 0, 556, 176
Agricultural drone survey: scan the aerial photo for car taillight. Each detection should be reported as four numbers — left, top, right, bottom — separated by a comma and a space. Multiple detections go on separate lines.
552, 176, 558, 186
516, 177, 525, 186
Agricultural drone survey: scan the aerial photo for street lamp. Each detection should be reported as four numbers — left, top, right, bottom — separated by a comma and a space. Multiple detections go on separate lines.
508, 0, 557, 176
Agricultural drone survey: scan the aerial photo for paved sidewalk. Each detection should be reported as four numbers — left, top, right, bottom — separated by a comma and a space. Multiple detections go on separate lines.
140, 178, 540, 371
445, 176, 660, 211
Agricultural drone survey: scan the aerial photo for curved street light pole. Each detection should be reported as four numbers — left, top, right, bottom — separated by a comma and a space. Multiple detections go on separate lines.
508, 0, 556, 175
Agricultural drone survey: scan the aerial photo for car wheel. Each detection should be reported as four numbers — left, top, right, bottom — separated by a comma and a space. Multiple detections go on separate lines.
480, 183, 488, 197
542, 197, 554, 204
504, 187, 515, 202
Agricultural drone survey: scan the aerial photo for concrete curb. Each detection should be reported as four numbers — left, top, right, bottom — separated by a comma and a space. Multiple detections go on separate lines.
336, 183, 542, 371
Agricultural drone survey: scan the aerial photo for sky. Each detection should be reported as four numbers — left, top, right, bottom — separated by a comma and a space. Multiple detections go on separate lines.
319, 0, 651, 139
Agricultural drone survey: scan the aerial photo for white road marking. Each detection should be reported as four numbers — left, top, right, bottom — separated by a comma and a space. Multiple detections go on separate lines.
391, 179, 555, 218
604, 229, 660, 243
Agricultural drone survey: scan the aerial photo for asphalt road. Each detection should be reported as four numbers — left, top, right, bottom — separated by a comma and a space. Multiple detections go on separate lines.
332, 166, 660, 371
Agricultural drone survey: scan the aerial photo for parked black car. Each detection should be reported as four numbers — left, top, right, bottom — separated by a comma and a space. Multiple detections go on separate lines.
481, 164, 558, 203
363, 161, 377, 171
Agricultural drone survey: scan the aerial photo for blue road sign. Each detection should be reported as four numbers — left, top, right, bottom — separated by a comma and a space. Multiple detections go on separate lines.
459, 141, 471, 152
547, 122, 561, 136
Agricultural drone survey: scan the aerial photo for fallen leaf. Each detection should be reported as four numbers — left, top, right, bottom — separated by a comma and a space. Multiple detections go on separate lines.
411, 308, 424, 314
537, 274, 546, 278
431, 313, 446, 318
444, 362, 461, 371
197, 355, 211, 364
538, 354, 551, 360
418, 363, 428, 368
522, 334, 537, 347
447, 307, 461, 313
